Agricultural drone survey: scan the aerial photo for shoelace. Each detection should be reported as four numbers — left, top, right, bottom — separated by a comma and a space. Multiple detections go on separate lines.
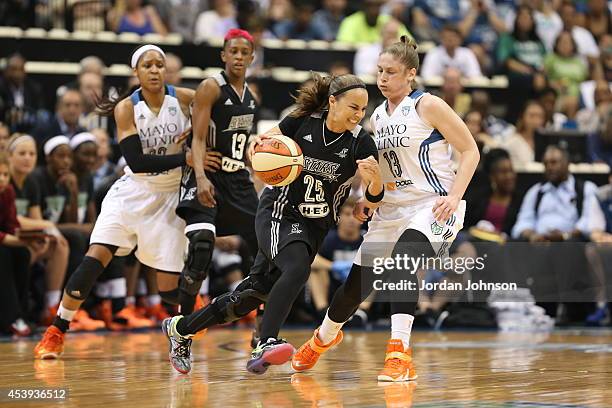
173, 338, 192, 358
300, 344, 318, 361
45, 330, 63, 345
384, 358, 404, 371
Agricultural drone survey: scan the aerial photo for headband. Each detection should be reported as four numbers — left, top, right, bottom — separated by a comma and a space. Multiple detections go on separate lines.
330, 84, 367, 97
44, 135, 70, 156
69, 132, 98, 150
131, 44, 166, 69
7, 134, 35, 152
224, 29, 254, 45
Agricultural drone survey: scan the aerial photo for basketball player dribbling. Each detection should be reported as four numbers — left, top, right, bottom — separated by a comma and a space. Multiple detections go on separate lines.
167, 29, 261, 374
34, 45, 196, 359
163, 73, 383, 375
291, 36, 480, 382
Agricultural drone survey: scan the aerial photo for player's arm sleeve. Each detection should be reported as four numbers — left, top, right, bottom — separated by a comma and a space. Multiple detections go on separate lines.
278, 114, 307, 138
119, 134, 186, 173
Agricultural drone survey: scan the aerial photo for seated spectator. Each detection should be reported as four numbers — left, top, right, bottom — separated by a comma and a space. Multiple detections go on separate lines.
0, 152, 34, 336
0, 122, 9, 152
502, 100, 545, 168
464, 109, 497, 152
577, 81, 611, 133
311, 0, 347, 41
544, 31, 589, 119
410, 0, 466, 42
557, 1, 600, 65
108, 0, 167, 36
465, 148, 521, 237
337, 0, 410, 45
164, 53, 183, 86
265, 0, 294, 29
91, 128, 116, 191
437, 67, 472, 117
511, 144, 598, 242
354, 17, 401, 76
78, 71, 113, 135
153, 0, 206, 42
68, 133, 98, 228
194, 0, 238, 44
0, 53, 46, 134
582, 170, 612, 325
33, 89, 87, 151
584, 0, 610, 43
273, 0, 328, 41
7, 134, 70, 326
587, 104, 612, 166
246, 17, 272, 78
470, 90, 515, 141
496, 5, 547, 122
420, 24, 482, 80
538, 86, 569, 130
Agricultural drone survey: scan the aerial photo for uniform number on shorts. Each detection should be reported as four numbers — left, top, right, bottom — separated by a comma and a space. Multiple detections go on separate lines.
383, 150, 402, 178
304, 174, 325, 203
231, 133, 247, 160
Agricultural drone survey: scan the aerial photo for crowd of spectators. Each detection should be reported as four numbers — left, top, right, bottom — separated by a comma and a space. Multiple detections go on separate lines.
0, 0, 611, 336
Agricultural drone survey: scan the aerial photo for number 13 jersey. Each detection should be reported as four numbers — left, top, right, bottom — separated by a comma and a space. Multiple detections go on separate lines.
371, 89, 455, 204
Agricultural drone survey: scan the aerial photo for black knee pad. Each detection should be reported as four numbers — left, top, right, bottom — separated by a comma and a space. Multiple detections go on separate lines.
209, 274, 272, 323
64, 256, 106, 300
179, 229, 215, 296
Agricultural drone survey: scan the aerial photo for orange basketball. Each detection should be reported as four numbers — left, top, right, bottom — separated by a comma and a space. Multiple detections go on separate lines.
252, 135, 304, 186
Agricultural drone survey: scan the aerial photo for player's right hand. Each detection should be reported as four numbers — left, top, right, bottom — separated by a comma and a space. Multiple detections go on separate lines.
353, 199, 371, 223
196, 175, 216, 207
203, 150, 222, 172
246, 134, 272, 162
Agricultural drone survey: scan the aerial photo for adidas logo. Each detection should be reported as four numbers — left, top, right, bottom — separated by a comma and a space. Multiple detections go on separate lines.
376, 114, 380, 120
138, 113, 146, 120
224, 99, 233, 105
303, 134, 312, 142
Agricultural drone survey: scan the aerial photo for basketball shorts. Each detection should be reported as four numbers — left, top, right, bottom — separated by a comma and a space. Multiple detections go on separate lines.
90, 175, 187, 273
355, 196, 466, 266
176, 167, 258, 239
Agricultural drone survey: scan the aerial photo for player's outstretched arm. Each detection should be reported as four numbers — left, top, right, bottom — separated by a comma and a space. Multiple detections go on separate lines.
419, 94, 480, 222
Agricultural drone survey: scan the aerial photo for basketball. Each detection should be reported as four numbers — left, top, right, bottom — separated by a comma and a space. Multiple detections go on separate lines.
252, 135, 304, 186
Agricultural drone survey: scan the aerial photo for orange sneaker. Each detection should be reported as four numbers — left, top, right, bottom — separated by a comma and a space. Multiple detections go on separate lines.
114, 305, 155, 329
291, 328, 343, 372
377, 339, 417, 382
146, 303, 170, 322
33, 326, 65, 359
70, 310, 105, 332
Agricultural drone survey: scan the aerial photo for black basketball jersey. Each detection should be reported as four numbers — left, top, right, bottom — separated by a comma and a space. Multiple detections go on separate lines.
205, 71, 257, 174
276, 111, 378, 230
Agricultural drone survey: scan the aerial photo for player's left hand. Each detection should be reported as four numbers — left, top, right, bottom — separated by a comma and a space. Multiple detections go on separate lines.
246, 134, 272, 162
432, 194, 460, 223
356, 156, 381, 185
353, 199, 371, 223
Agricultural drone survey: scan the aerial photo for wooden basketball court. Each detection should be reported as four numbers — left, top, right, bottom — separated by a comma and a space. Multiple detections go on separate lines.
2, 328, 611, 407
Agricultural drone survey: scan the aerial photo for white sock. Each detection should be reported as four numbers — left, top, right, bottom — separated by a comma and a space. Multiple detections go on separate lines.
147, 294, 161, 307
318, 312, 344, 345
126, 296, 136, 306
57, 304, 77, 322
45, 290, 61, 308
200, 277, 209, 295
597, 301, 607, 309
391, 314, 414, 350
108, 278, 127, 298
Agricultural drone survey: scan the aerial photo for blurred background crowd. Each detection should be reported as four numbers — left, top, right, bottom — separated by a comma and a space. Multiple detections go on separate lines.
0, 0, 611, 338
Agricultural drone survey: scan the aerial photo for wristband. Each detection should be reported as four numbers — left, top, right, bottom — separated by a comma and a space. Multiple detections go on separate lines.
365, 184, 384, 203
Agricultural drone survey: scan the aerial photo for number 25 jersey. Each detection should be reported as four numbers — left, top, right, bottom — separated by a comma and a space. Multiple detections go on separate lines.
371, 89, 455, 204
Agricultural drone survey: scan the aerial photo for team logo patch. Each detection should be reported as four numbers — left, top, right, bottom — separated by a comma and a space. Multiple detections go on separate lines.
402, 106, 411, 116
430, 221, 444, 235
335, 148, 349, 159
303, 134, 313, 142
169, 106, 177, 116
289, 223, 303, 234
248, 100, 256, 110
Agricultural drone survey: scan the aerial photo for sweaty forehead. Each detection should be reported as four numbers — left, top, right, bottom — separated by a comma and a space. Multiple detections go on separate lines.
140, 51, 165, 64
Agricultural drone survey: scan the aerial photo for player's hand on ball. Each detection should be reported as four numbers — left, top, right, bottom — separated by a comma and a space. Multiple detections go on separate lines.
353, 199, 371, 223
356, 156, 381, 184
203, 150, 222, 172
432, 194, 459, 223
196, 175, 216, 207
247, 134, 271, 162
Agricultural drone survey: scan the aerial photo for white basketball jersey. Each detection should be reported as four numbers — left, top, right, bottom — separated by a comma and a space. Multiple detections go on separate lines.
371, 90, 455, 204
126, 85, 190, 190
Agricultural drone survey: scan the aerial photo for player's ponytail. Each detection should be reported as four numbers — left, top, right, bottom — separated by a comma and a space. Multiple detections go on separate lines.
382, 35, 420, 71
290, 73, 366, 118
95, 85, 139, 117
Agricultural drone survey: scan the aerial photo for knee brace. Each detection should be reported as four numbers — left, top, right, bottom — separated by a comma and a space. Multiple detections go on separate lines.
64, 256, 106, 300
209, 274, 273, 323
179, 229, 215, 297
